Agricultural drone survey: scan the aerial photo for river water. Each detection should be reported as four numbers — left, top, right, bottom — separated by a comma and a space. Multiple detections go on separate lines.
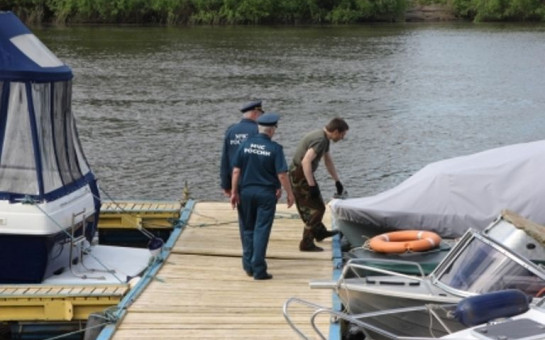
34, 23, 545, 203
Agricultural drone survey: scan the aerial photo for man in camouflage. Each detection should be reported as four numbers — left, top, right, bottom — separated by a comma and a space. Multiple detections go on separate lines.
289, 117, 349, 252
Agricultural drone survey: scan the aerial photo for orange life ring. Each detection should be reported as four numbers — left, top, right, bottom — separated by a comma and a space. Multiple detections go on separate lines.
369, 230, 442, 254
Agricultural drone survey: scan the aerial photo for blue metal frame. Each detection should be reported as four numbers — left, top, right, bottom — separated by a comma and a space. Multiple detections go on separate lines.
329, 219, 343, 340
26, 82, 45, 197
0, 82, 9, 169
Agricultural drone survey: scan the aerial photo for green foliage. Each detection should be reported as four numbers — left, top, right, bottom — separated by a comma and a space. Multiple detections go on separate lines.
4, 0, 545, 24
0, 0, 49, 24
451, 0, 545, 21
272, 0, 329, 23
503, 0, 544, 20
449, 0, 475, 19
148, 0, 194, 24
328, 0, 407, 23
236, 0, 273, 23
413, 0, 447, 4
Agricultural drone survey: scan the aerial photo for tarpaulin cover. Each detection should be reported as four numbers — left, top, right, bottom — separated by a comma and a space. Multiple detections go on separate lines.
330, 140, 545, 238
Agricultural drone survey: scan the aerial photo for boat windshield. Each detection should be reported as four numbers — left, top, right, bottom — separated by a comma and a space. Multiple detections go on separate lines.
437, 236, 545, 296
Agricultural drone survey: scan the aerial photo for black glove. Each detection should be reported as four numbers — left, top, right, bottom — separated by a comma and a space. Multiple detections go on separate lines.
335, 181, 344, 195
309, 185, 320, 198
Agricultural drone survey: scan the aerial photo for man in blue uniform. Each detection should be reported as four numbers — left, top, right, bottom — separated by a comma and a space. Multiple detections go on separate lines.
230, 113, 295, 280
220, 100, 263, 197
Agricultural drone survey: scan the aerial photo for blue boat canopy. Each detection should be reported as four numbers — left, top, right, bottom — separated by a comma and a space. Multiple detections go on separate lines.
0, 11, 99, 204
0, 11, 72, 82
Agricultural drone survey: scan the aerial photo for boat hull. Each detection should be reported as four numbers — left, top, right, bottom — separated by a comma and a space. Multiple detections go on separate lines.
0, 230, 82, 283
0, 185, 96, 283
337, 285, 464, 339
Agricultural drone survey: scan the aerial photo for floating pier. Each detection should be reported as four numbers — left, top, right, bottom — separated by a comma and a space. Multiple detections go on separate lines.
98, 200, 183, 247
100, 201, 340, 339
0, 200, 339, 339
0, 284, 128, 322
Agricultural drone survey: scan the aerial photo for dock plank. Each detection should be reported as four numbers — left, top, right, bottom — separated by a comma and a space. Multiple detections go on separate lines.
111, 201, 335, 339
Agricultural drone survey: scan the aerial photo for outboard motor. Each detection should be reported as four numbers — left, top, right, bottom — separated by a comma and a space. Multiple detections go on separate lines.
454, 289, 531, 326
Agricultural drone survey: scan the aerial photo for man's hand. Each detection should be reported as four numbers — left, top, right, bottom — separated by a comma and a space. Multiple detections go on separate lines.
335, 181, 344, 195
287, 193, 295, 208
309, 185, 320, 198
230, 192, 239, 209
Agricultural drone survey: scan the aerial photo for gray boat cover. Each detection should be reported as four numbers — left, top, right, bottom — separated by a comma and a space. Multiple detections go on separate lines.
330, 140, 545, 238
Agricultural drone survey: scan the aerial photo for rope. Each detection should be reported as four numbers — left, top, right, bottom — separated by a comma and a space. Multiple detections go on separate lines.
42, 322, 107, 340
81, 247, 125, 283
95, 189, 156, 240
42, 312, 117, 340
27, 198, 75, 241
30, 198, 124, 284
360, 239, 373, 252
185, 210, 300, 228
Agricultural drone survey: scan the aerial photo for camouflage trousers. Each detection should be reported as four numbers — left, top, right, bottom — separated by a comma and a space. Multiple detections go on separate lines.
288, 165, 329, 237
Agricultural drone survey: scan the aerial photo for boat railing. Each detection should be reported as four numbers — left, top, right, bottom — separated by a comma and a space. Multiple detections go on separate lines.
339, 258, 436, 293
69, 209, 109, 280
283, 297, 464, 340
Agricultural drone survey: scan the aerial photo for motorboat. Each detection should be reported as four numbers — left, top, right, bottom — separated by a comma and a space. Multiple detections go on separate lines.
330, 140, 545, 248
441, 293, 545, 340
0, 11, 154, 284
310, 210, 545, 338
0, 12, 161, 338
284, 290, 545, 340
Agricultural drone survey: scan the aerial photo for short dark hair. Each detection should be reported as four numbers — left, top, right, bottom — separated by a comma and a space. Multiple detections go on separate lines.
325, 117, 349, 133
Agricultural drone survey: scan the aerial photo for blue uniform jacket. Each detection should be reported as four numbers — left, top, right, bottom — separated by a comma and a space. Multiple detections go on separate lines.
233, 134, 288, 191
220, 118, 258, 190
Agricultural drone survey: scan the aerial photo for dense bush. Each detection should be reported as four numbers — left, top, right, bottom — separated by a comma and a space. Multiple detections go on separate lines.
450, 0, 545, 21
1, 0, 545, 24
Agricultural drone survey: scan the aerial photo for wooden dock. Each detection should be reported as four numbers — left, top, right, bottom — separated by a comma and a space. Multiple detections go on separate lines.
108, 201, 338, 339
0, 284, 128, 321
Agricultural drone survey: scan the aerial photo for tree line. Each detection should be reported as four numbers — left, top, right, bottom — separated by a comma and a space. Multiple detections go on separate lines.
3, 0, 545, 25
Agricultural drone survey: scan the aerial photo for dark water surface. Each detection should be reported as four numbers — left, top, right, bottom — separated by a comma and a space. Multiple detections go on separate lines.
34, 23, 545, 202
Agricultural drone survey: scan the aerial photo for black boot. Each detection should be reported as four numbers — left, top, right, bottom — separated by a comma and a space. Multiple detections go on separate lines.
314, 223, 340, 242
299, 228, 324, 252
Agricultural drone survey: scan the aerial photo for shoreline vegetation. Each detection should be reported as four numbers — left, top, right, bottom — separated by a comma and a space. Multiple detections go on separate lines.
3, 0, 545, 25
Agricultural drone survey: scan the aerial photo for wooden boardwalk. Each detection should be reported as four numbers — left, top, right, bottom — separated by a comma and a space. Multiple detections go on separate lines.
110, 201, 337, 339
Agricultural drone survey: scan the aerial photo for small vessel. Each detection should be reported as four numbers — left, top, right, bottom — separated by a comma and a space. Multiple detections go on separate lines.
310, 210, 545, 338
442, 292, 545, 340
0, 11, 103, 283
0, 11, 169, 338
284, 290, 545, 340
344, 238, 453, 276
330, 140, 545, 247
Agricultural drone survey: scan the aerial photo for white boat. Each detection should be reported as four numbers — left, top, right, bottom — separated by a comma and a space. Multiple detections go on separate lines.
309, 210, 545, 338
0, 11, 154, 284
284, 290, 545, 340
442, 294, 545, 340
330, 140, 545, 247
0, 11, 165, 338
